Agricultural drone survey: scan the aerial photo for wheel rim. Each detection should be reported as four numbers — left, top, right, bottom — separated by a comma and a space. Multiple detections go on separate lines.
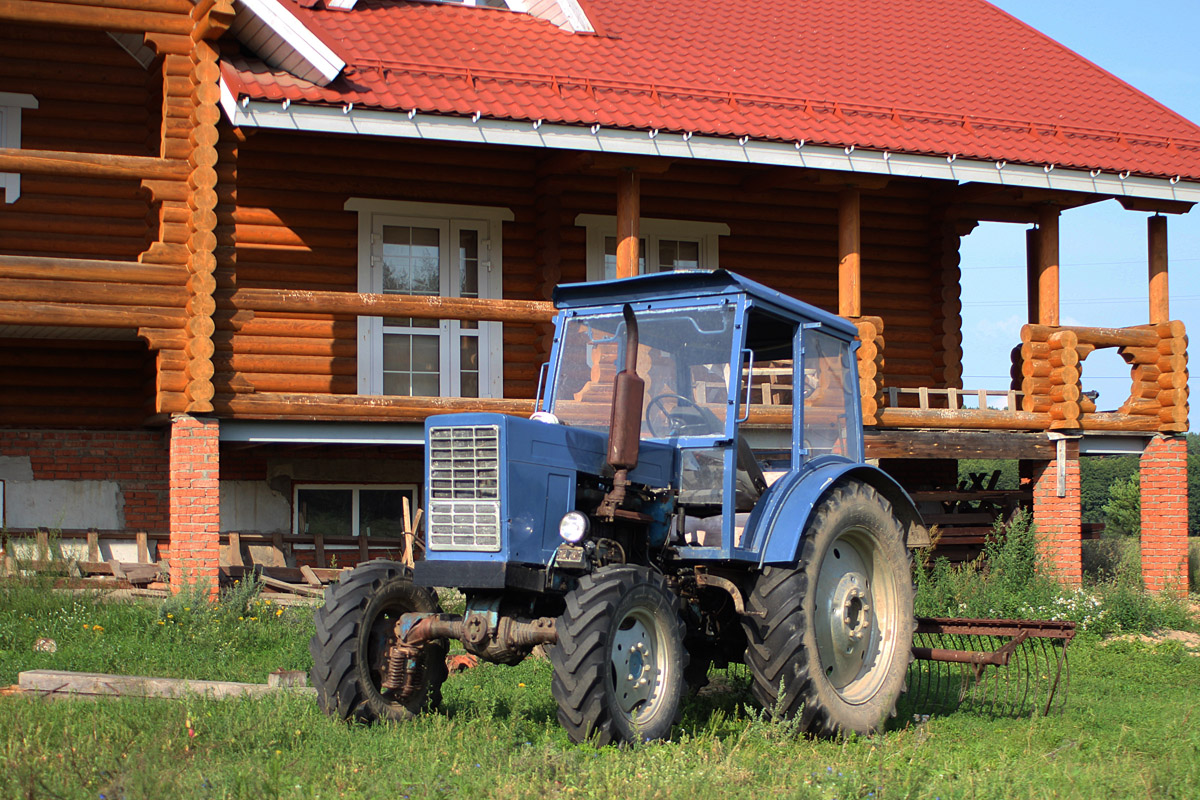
610, 606, 670, 721
364, 600, 410, 704
813, 525, 902, 704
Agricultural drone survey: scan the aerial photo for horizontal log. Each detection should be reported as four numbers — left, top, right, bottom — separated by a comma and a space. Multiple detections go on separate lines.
0, 148, 189, 181
213, 335, 356, 358
216, 373, 358, 395
0, 1, 191, 34
1078, 413, 1162, 432
213, 353, 356, 377
0, 301, 184, 329
215, 392, 537, 421
0, 278, 187, 307
1023, 324, 1159, 348
876, 407, 1052, 431
0, 255, 186, 285
228, 289, 556, 324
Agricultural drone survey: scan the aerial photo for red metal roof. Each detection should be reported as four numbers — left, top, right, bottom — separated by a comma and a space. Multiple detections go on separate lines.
221, 0, 1200, 181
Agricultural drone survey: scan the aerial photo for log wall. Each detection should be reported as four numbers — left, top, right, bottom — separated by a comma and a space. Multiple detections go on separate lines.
216, 131, 950, 417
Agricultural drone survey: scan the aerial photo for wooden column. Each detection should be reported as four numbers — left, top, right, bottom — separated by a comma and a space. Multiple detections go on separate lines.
1025, 227, 1040, 325
615, 169, 640, 279
1036, 207, 1060, 326
1148, 215, 1169, 324
838, 189, 862, 317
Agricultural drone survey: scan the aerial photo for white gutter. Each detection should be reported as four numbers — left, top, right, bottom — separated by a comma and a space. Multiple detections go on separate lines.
218, 80, 1200, 205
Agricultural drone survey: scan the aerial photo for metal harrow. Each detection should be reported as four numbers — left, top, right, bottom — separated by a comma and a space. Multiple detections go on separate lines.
904, 617, 1076, 719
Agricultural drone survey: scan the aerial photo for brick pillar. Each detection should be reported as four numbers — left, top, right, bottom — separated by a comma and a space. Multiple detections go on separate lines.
1031, 440, 1082, 587
168, 415, 220, 594
1140, 435, 1188, 595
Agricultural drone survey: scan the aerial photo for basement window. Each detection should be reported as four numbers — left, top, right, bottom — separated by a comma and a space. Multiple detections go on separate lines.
293, 483, 419, 547
0, 92, 38, 204
575, 214, 730, 281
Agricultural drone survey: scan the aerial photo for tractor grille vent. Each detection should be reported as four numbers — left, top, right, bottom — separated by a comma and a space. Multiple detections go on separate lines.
427, 425, 501, 552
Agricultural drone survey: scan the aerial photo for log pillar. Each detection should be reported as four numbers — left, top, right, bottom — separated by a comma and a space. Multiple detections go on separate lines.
1025, 227, 1040, 325
838, 189, 862, 318
1030, 439, 1082, 587
615, 169, 640, 279
168, 414, 220, 596
1148, 215, 1169, 325
1036, 206, 1060, 327
1139, 435, 1188, 595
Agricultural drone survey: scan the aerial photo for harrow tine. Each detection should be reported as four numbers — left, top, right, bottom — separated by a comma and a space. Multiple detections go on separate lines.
907, 617, 1075, 720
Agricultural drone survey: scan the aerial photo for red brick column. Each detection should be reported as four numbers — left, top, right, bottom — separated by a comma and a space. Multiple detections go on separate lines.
1140, 435, 1188, 595
168, 415, 220, 594
1031, 440, 1082, 587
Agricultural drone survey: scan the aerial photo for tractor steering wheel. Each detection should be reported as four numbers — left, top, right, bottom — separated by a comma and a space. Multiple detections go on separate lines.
645, 392, 708, 438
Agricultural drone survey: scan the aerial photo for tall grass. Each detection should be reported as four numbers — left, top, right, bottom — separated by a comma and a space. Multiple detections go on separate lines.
915, 511, 1196, 634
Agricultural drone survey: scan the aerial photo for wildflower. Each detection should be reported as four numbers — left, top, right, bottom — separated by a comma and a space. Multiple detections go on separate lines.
518, 682, 527, 687
168, 613, 174, 619
249, 616, 258, 621
276, 609, 283, 617
239, 616, 244, 621
157, 620, 165, 626
92, 625, 104, 633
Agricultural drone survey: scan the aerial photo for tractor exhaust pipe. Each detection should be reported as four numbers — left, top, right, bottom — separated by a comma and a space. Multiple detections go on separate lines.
598, 304, 644, 519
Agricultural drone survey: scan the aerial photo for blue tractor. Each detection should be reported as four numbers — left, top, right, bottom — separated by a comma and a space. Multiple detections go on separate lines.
311, 270, 928, 744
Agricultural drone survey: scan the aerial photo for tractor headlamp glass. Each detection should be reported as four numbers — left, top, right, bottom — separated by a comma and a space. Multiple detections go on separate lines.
558, 511, 590, 543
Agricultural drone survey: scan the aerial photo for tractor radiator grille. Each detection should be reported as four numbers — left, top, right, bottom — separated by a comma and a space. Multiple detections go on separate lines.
427, 425, 501, 552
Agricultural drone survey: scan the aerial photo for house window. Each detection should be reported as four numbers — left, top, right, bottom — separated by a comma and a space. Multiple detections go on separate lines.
575, 214, 730, 282
0, 92, 38, 204
293, 483, 419, 546
347, 199, 513, 398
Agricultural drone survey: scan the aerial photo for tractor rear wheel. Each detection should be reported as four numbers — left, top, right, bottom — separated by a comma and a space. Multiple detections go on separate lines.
743, 481, 914, 736
310, 559, 447, 723
551, 565, 687, 745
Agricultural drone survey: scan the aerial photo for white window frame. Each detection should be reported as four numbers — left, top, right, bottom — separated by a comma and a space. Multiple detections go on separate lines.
0, 92, 38, 204
292, 482, 420, 549
575, 214, 730, 281
347, 198, 513, 398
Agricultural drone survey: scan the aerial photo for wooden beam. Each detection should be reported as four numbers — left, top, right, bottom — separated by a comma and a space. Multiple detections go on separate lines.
0, 0, 192, 33
215, 393, 537, 421
1036, 206, 1060, 326
616, 169, 640, 279
0, 148, 188, 181
1148, 215, 1169, 324
1118, 196, 1194, 215
838, 189, 861, 317
0, 255, 186, 286
228, 289, 555, 324
0, 301, 185, 329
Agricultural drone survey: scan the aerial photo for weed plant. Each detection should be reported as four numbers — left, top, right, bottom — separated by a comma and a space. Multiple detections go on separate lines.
915, 510, 1196, 634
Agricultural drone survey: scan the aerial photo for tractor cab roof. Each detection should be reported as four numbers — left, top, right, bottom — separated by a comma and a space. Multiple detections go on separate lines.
552, 269, 859, 342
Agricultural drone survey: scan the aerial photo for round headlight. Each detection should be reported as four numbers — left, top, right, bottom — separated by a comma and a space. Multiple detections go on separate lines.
558, 511, 590, 543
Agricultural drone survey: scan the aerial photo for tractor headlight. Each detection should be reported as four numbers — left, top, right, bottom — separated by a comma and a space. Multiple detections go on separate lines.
558, 511, 590, 543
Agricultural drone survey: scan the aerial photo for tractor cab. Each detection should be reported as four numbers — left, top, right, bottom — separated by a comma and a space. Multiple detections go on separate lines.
546, 270, 863, 557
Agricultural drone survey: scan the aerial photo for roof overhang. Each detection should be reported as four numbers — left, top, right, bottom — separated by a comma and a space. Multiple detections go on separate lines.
228, 0, 345, 87
218, 82, 1200, 206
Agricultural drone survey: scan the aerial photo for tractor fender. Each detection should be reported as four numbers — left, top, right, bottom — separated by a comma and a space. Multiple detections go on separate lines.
754, 459, 925, 567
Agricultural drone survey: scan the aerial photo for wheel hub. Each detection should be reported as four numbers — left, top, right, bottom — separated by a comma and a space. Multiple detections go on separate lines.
612, 615, 661, 714
816, 532, 888, 694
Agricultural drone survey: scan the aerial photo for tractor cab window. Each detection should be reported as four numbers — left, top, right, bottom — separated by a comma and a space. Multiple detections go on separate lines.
802, 329, 859, 460
550, 304, 736, 439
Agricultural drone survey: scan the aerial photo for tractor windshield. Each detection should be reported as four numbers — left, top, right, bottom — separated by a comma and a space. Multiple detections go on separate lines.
550, 304, 737, 439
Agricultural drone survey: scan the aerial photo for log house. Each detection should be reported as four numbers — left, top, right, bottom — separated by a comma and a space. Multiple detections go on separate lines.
0, 0, 1195, 593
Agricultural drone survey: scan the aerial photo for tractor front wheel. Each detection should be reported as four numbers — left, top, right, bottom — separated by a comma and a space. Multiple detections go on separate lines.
310, 559, 447, 723
551, 565, 687, 745
743, 481, 914, 736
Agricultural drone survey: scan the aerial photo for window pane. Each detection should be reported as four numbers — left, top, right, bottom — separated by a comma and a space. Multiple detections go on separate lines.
384, 333, 440, 397
297, 489, 352, 536
359, 489, 409, 538
802, 330, 859, 460
460, 335, 479, 398
382, 225, 441, 328
458, 229, 479, 298
659, 239, 700, 271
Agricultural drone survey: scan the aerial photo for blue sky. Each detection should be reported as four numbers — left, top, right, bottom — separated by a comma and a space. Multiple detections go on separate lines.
959, 1, 1200, 428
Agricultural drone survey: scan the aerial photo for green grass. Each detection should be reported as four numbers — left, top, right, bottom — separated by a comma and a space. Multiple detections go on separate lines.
2, 573, 1199, 799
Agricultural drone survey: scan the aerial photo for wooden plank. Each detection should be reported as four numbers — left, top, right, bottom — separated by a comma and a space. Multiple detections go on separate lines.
136, 532, 149, 564
313, 532, 326, 569
227, 531, 244, 567
258, 573, 324, 598
17, 670, 317, 700
271, 532, 286, 568
865, 429, 1056, 460
300, 565, 322, 588
87, 530, 100, 563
